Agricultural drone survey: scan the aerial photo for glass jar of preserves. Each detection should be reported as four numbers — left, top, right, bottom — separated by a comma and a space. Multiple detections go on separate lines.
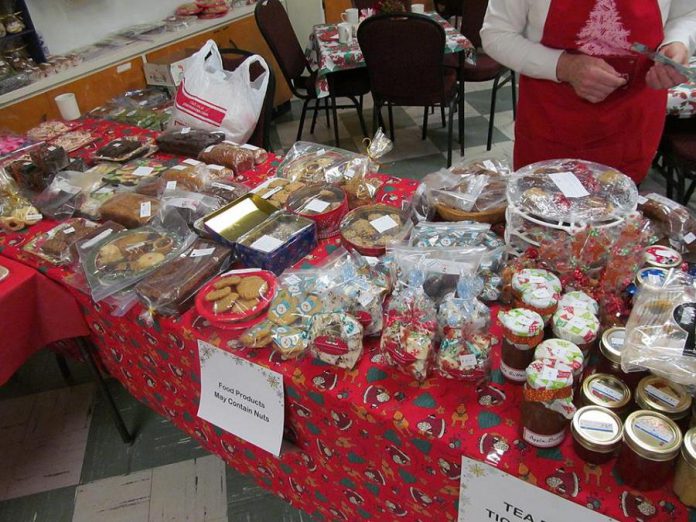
534, 338, 584, 383
571, 406, 622, 464
635, 375, 692, 432
580, 373, 632, 419
597, 326, 649, 391
552, 305, 599, 364
674, 428, 696, 507
615, 410, 682, 490
521, 358, 576, 448
644, 245, 682, 269
498, 308, 544, 383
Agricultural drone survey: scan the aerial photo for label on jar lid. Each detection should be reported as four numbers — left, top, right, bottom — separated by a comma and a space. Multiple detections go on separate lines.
482, 160, 496, 171
250, 235, 284, 253
165, 181, 177, 191
685, 232, 696, 245
260, 187, 282, 200
370, 215, 399, 233
540, 366, 558, 382
549, 172, 590, 198
62, 226, 75, 235
634, 417, 674, 444
591, 381, 624, 402
132, 166, 154, 177
579, 419, 615, 432
459, 354, 478, 370
646, 384, 680, 407
305, 198, 330, 213
183, 158, 201, 166
82, 229, 113, 249
140, 201, 151, 218
190, 247, 215, 258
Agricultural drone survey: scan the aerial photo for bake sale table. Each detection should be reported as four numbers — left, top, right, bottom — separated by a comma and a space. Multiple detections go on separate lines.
305, 12, 475, 99
0, 137, 692, 521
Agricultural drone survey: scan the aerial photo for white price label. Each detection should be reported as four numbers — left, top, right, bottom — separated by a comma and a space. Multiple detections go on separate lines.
250, 235, 284, 253
482, 160, 496, 171
140, 201, 151, 218
125, 241, 146, 252
208, 164, 226, 171
260, 186, 282, 200
202, 145, 215, 153
646, 385, 680, 407
95, 187, 114, 195
370, 215, 399, 233
183, 158, 201, 166
166, 181, 177, 191
285, 274, 302, 285
591, 382, 624, 402
241, 144, 259, 151
62, 226, 75, 235
132, 166, 154, 177
180, 127, 191, 134
305, 198, 331, 213
459, 354, 477, 370
172, 165, 188, 171
540, 366, 558, 382
82, 229, 113, 249
549, 172, 590, 198
211, 182, 234, 191
637, 195, 648, 205
223, 140, 240, 146
190, 247, 215, 258
113, 142, 122, 148
167, 198, 198, 211
48, 146, 56, 151
579, 419, 615, 432
685, 232, 696, 245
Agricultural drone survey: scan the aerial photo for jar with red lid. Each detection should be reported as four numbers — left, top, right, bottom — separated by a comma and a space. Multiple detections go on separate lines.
571, 406, 622, 464
498, 308, 544, 383
551, 305, 599, 364
596, 326, 649, 391
521, 358, 576, 448
579, 373, 632, 419
635, 375, 692, 433
615, 410, 682, 490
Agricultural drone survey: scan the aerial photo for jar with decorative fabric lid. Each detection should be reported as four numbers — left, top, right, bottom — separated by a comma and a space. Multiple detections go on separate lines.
521, 358, 576, 448
533, 338, 584, 382
498, 308, 544, 383
552, 305, 599, 363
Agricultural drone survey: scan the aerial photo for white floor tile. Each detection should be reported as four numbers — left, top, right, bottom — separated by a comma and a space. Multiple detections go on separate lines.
381, 127, 442, 162
73, 470, 152, 522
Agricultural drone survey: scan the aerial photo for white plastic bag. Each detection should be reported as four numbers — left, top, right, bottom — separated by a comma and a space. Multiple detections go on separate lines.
173, 40, 269, 144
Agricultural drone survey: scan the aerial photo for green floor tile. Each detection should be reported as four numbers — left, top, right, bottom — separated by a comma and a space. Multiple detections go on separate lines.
0, 486, 75, 522
463, 84, 515, 115
427, 115, 508, 151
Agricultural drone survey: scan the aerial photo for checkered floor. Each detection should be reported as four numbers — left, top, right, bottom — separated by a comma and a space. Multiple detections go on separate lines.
0, 79, 675, 522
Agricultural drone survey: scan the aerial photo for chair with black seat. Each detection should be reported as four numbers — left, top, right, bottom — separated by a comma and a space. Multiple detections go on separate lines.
458, 0, 516, 151
219, 48, 276, 151
358, 13, 463, 166
659, 117, 696, 204
255, 0, 369, 147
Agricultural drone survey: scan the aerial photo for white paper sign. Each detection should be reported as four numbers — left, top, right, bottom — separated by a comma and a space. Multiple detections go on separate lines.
549, 172, 590, 198
370, 215, 399, 233
305, 198, 331, 213
132, 166, 154, 177
197, 341, 284, 456
458, 456, 616, 522
250, 234, 284, 253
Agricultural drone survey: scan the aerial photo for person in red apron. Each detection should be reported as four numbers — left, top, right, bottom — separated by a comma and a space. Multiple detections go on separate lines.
481, 1, 696, 183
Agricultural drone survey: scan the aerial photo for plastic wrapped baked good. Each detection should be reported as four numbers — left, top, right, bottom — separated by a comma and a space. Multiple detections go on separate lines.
103, 158, 173, 187
93, 137, 155, 162
0, 131, 35, 157
29, 144, 69, 174
27, 121, 80, 142
202, 179, 249, 202
161, 160, 209, 191
0, 168, 42, 230
436, 274, 492, 382
78, 209, 195, 302
380, 270, 438, 381
115, 87, 170, 110
236, 211, 317, 274
198, 141, 255, 175
161, 189, 223, 225
250, 177, 305, 208
6, 158, 53, 192
509, 159, 638, 223
49, 130, 96, 153
277, 142, 370, 185
308, 313, 364, 369
286, 185, 348, 239
31, 170, 103, 221
156, 127, 225, 156
99, 192, 161, 228
136, 239, 231, 315
22, 218, 104, 265
638, 192, 696, 254
340, 204, 407, 256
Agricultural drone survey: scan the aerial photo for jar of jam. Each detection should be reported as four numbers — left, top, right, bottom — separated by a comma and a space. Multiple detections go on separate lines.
635, 375, 692, 432
571, 406, 622, 464
521, 358, 576, 448
634, 267, 669, 292
534, 338, 584, 383
597, 326, 649, 391
498, 308, 544, 383
615, 410, 682, 490
579, 373, 632, 419
674, 427, 696, 507
644, 245, 682, 269
552, 305, 599, 364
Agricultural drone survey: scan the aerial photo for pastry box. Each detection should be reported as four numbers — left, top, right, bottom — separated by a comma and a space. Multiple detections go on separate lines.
286, 184, 348, 239
235, 211, 317, 275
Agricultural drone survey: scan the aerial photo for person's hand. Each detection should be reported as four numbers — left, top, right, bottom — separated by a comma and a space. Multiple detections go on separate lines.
556, 52, 627, 103
646, 42, 689, 89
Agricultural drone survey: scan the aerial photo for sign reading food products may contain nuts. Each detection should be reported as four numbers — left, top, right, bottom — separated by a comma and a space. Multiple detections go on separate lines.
197, 340, 285, 456
458, 456, 616, 522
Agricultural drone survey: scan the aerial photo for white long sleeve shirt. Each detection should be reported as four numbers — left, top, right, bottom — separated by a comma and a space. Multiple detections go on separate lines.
481, 0, 696, 82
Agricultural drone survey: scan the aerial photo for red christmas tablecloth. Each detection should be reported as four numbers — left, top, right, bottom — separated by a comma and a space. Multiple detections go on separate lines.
0, 121, 692, 521
0, 256, 89, 384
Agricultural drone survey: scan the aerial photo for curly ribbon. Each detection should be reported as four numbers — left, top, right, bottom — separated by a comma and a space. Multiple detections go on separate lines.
523, 384, 573, 403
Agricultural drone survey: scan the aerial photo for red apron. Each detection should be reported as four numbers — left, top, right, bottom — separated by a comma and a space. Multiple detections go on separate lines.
514, 0, 667, 183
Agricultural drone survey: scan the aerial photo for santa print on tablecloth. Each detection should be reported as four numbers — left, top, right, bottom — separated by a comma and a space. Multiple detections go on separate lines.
576, 0, 632, 56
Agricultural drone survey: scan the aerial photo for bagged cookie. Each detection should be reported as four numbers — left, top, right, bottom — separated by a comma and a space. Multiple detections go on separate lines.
308, 313, 364, 369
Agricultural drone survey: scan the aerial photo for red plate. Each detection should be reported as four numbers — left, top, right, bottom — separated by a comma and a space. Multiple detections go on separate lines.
206, 312, 267, 332
195, 269, 277, 324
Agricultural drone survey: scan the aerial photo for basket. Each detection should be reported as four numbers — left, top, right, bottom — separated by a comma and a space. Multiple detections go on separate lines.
435, 203, 507, 224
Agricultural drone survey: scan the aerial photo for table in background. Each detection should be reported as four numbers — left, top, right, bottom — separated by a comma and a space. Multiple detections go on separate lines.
306, 12, 475, 98
667, 57, 696, 119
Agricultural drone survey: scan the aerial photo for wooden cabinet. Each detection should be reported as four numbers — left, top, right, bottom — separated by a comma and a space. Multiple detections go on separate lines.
0, 13, 292, 134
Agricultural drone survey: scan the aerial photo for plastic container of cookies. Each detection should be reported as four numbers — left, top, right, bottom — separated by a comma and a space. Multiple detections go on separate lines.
276, 142, 370, 185
339, 203, 407, 256
286, 185, 348, 239
195, 269, 277, 324
235, 212, 317, 275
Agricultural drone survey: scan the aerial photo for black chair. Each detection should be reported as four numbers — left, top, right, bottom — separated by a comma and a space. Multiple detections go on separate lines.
434, 0, 462, 27
358, 13, 463, 166
657, 117, 696, 204
458, 0, 516, 151
219, 48, 275, 151
354, 0, 411, 11
255, 0, 369, 147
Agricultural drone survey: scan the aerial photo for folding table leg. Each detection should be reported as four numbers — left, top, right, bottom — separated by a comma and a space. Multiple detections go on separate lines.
310, 98, 320, 134
76, 338, 134, 445
55, 353, 73, 384
422, 107, 429, 140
